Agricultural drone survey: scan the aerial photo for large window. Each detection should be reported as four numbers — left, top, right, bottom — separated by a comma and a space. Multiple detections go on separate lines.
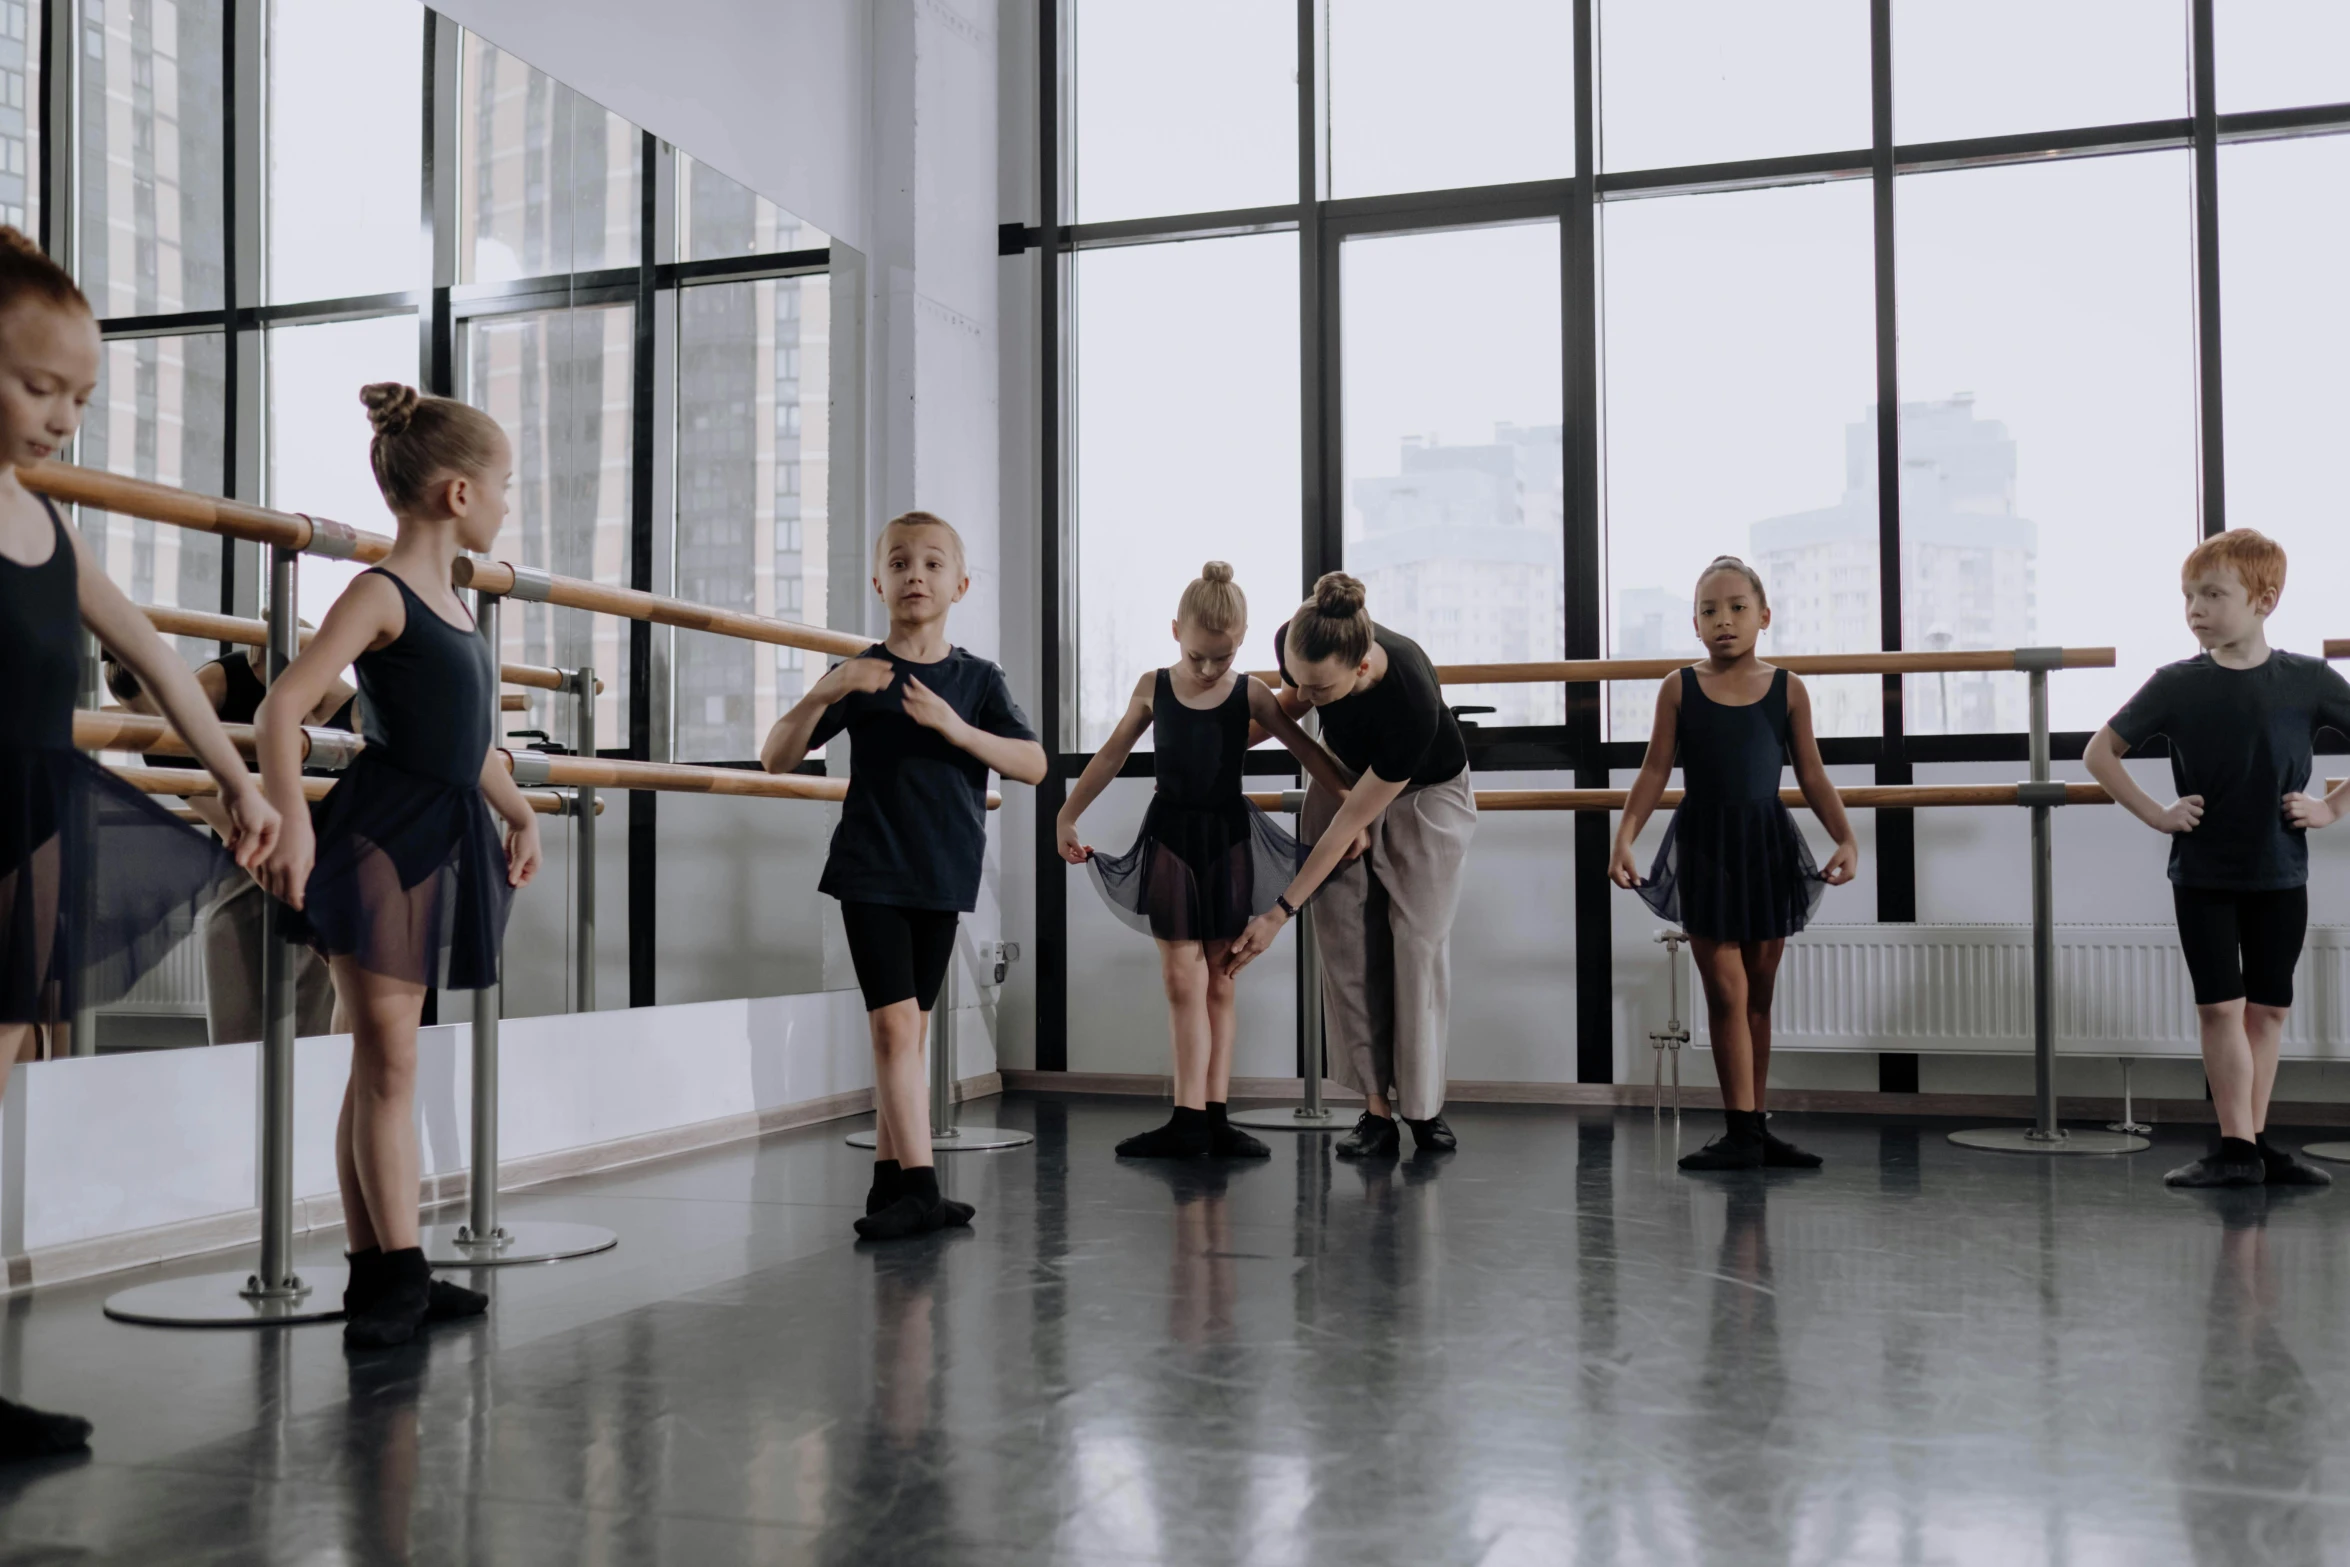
1328, 0, 1574, 197
79, 0, 224, 316
1068, 0, 1294, 224
266, 0, 421, 303
458, 33, 639, 282
1598, 0, 1867, 172
79, 334, 227, 663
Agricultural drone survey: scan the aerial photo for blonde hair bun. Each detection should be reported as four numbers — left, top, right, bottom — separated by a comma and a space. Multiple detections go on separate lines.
1312, 572, 1367, 618
1200, 560, 1234, 584
360, 382, 422, 437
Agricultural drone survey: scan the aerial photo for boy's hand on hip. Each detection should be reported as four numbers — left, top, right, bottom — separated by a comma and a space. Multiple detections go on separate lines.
2157, 795, 2204, 834
2284, 791, 2338, 831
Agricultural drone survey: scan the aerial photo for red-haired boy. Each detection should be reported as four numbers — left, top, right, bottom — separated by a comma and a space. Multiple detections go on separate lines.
2086, 529, 2350, 1188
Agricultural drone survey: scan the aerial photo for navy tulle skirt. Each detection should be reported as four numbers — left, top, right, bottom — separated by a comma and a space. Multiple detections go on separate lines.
1, 744, 238, 1025
286, 749, 512, 990
1088, 796, 1303, 943
1637, 798, 1825, 942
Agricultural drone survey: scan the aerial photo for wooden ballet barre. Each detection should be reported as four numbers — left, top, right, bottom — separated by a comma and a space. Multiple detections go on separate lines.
1245, 647, 2116, 688
452, 557, 871, 661
109, 763, 586, 817
23, 461, 393, 561
76, 712, 1002, 811
1245, 782, 2116, 812
138, 604, 596, 693
2328, 639, 2347, 660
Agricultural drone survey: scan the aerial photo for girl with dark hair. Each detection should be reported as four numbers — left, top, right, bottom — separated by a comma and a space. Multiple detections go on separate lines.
1222, 572, 1477, 1160
0, 227, 283, 1454
255, 381, 542, 1349
1610, 556, 1857, 1172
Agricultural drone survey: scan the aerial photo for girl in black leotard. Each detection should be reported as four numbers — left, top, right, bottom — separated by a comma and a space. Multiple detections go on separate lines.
1058, 563, 1351, 1159
256, 382, 541, 1350
0, 227, 282, 1457
1610, 556, 1859, 1173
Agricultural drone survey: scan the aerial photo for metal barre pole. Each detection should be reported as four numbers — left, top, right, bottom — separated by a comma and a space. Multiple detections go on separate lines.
1228, 782, 1348, 1134
422, 598, 616, 1268
572, 666, 596, 1015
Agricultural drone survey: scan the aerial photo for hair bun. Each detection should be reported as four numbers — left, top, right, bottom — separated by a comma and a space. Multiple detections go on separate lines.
360, 381, 421, 436
1200, 560, 1234, 584
1312, 571, 1367, 618
0, 226, 44, 260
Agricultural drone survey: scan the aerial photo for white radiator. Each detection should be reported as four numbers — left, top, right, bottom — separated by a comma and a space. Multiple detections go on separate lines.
101, 921, 211, 1017
1675, 924, 2350, 1060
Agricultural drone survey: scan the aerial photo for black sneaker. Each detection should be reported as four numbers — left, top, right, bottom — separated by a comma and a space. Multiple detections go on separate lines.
1333, 1112, 1400, 1160
2257, 1137, 2333, 1189
2165, 1150, 2265, 1189
1404, 1114, 1458, 1153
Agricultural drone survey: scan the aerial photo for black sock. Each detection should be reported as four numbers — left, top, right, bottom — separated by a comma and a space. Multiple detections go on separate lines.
866, 1159, 903, 1216
899, 1165, 940, 1202
854, 1165, 952, 1241
2219, 1136, 2259, 1162
1207, 1102, 1229, 1125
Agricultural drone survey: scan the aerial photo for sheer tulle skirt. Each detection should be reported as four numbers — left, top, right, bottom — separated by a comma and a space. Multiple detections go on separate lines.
1088, 797, 1303, 943
1637, 798, 1825, 942
287, 750, 512, 990
0, 745, 238, 1025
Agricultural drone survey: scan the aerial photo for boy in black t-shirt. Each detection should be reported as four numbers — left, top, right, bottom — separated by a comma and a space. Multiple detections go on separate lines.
2086, 529, 2350, 1190
760, 511, 1046, 1240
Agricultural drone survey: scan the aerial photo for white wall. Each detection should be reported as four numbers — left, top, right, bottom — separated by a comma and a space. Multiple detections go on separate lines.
425, 0, 874, 249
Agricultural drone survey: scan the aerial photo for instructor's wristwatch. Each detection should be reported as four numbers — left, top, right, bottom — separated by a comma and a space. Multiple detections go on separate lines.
1275, 894, 1299, 919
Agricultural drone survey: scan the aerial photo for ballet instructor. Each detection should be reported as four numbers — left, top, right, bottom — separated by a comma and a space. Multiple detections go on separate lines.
1223, 571, 1476, 1160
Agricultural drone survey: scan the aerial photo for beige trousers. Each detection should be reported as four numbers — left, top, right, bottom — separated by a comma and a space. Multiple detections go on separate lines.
1302, 768, 1476, 1122
205, 877, 338, 1045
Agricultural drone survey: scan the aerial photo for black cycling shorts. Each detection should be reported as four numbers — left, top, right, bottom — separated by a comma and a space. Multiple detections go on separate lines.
840, 901, 958, 1013
2172, 884, 2307, 1008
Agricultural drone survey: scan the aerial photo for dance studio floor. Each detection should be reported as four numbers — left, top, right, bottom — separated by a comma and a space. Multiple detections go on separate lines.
0, 1096, 2343, 1565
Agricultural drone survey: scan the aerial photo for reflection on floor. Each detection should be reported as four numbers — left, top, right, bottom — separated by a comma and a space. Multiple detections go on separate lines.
0, 1097, 2343, 1564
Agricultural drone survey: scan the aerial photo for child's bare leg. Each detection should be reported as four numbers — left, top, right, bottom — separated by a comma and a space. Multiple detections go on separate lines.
869, 1000, 930, 1168
1691, 938, 1755, 1112
1740, 939, 1785, 1108
1158, 940, 1211, 1110
2246, 1003, 2288, 1132
0, 1023, 28, 1080
1202, 938, 1239, 1106
332, 958, 425, 1253
2199, 999, 2258, 1143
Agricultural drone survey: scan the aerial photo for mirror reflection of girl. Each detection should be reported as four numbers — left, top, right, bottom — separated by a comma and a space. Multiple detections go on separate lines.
0, 228, 282, 1456
1057, 563, 1352, 1158
1610, 557, 1857, 1172
256, 383, 543, 1350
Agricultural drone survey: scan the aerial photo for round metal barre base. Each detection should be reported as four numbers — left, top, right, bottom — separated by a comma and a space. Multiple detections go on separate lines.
1948, 1127, 2151, 1156
1226, 1105, 1351, 1133
2299, 1142, 2350, 1166
104, 1263, 351, 1328
419, 1220, 619, 1268
845, 1126, 1035, 1151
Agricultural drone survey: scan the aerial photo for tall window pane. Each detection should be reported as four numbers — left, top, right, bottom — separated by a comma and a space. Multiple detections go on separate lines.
1070, 0, 1294, 224
79, 0, 225, 315
1894, 1, 2187, 145
76, 333, 227, 662
674, 275, 831, 761
266, 0, 423, 303
0, 0, 37, 234
458, 33, 640, 284
2218, 135, 2349, 661
678, 153, 826, 261
1329, 0, 1572, 198
1075, 233, 1299, 750
1895, 153, 2198, 734
2217, 1, 2350, 112
1598, 0, 1868, 173
1601, 182, 1879, 741
267, 314, 417, 616
1340, 223, 1561, 726
465, 306, 633, 746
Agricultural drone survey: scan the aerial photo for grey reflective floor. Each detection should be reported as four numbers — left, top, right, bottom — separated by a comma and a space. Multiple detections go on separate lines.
3, 1098, 2348, 1565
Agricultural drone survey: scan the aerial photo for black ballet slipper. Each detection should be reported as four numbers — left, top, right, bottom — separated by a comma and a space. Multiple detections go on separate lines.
344, 1247, 432, 1350
426, 1276, 489, 1322
854, 1167, 952, 1241
0, 1396, 92, 1460
2256, 1135, 2333, 1189
1117, 1106, 1212, 1159
1759, 1118, 1824, 1170
941, 1198, 976, 1227
867, 1158, 904, 1215
1680, 1110, 1766, 1172
2165, 1137, 2265, 1189
1206, 1103, 1270, 1159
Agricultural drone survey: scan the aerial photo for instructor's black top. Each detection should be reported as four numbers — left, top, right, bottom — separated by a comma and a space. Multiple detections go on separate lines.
812, 645, 1036, 912
1273, 620, 1467, 788
2108, 649, 2350, 890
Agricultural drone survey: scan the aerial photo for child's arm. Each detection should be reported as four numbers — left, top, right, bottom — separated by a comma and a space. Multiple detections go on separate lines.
1247, 678, 1354, 798
478, 747, 544, 890
1607, 674, 1682, 888
902, 676, 1049, 785
2084, 725, 2203, 834
1056, 673, 1152, 863
758, 656, 896, 774
1784, 675, 1859, 885
75, 534, 281, 868
2283, 779, 2350, 832
253, 574, 402, 906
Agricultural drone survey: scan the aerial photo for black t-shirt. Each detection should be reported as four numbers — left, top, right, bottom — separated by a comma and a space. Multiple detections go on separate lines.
2108, 649, 2350, 891
811, 644, 1036, 912
1274, 620, 1468, 789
